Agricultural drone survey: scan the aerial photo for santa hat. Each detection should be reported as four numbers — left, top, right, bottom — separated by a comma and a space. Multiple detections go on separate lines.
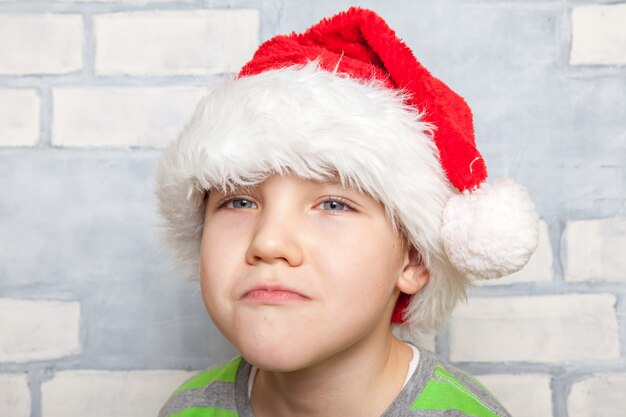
155, 7, 539, 333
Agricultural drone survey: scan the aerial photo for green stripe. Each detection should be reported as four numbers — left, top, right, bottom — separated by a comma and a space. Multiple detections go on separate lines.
174, 357, 243, 394
169, 407, 238, 417
412, 365, 500, 417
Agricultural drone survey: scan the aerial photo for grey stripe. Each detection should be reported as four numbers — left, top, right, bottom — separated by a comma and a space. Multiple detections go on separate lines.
235, 360, 256, 417
409, 410, 485, 416
158, 380, 238, 417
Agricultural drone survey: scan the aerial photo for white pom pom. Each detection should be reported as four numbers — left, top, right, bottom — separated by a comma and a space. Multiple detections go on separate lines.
441, 178, 539, 281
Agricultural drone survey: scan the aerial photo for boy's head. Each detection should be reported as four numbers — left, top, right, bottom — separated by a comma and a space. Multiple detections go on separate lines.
155, 7, 539, 336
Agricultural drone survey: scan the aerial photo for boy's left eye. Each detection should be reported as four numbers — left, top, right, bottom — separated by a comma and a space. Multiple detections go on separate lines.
223, 198, 257, 209
317, 198, 352, 211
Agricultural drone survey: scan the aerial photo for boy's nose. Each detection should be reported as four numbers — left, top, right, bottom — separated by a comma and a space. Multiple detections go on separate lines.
245, 209, 304, 267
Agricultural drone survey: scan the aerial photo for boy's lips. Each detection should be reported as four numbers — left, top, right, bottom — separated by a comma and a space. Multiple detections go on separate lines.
241, 284, 310, 303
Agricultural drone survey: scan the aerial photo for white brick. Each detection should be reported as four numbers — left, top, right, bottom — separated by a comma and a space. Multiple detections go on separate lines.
0, 14, 83, 75
0, 89, 40, 146
94, 10, 259, 76
565, 218, 626, 282
571, 5, 626, 65
478, 374, 552, 417
41, 370, 193, 417
0, 299, 81, 363
0, 374, 31, 417
449, 294, 619, 363
568, 374, 626, 417
479, 220, 552, 285
52, 87, 206, 147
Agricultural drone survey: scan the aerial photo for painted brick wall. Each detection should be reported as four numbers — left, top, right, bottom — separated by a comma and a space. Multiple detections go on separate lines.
0, 1, 624, 417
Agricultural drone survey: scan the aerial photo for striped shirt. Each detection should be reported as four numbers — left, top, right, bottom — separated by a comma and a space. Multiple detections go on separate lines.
158, 345, 511, 417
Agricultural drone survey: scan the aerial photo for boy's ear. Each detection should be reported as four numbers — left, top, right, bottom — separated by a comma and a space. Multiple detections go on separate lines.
396, 246, 429, 295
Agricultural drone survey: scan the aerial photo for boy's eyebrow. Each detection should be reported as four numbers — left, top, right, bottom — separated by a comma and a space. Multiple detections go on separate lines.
215, 184, 258, 195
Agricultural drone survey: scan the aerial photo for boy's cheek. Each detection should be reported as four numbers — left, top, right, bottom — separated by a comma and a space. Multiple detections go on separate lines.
199, 265, 237, 319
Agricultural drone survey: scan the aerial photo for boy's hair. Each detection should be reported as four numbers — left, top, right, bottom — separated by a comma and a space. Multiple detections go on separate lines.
155, 7, 539, 336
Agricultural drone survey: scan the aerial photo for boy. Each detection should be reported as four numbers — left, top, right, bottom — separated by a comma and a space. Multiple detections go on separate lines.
155, 7, 539, 417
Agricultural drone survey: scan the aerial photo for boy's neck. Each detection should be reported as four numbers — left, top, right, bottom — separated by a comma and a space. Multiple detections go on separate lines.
249, 333, 413, 417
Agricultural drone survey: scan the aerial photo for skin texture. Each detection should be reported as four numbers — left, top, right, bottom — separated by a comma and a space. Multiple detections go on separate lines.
200, 174, 429, 417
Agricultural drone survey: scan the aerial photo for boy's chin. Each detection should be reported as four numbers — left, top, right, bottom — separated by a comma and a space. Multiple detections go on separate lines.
236, 338, 320, 373
235, 332, 354, 374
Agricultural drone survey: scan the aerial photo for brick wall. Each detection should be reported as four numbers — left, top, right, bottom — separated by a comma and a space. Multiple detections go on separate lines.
0, 1, 624, 417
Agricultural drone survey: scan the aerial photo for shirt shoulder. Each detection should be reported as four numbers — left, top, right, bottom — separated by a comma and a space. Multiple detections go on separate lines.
389, 347, 511, 417
158, 356, 245, 417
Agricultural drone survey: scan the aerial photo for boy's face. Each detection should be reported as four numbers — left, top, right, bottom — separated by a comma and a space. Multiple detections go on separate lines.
200, 174, 421, 372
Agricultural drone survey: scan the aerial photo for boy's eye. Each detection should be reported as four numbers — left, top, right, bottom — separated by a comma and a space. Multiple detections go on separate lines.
318, 198, 352, 211
224, 198, 257, 209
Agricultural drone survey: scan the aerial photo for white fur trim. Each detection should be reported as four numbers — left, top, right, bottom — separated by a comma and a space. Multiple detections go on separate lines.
441, 178, 540, 280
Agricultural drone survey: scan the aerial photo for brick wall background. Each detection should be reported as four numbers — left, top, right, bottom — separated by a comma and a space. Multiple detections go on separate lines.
0, 1, 624, 416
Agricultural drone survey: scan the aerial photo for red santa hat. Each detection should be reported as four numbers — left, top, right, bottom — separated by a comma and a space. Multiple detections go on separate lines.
155, 7, 539, 332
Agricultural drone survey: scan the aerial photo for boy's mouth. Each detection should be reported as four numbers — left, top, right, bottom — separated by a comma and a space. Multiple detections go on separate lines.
241, 285, 310, 303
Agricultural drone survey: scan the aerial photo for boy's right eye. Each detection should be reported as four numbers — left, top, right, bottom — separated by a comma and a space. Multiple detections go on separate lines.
222, 198, 257, 209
